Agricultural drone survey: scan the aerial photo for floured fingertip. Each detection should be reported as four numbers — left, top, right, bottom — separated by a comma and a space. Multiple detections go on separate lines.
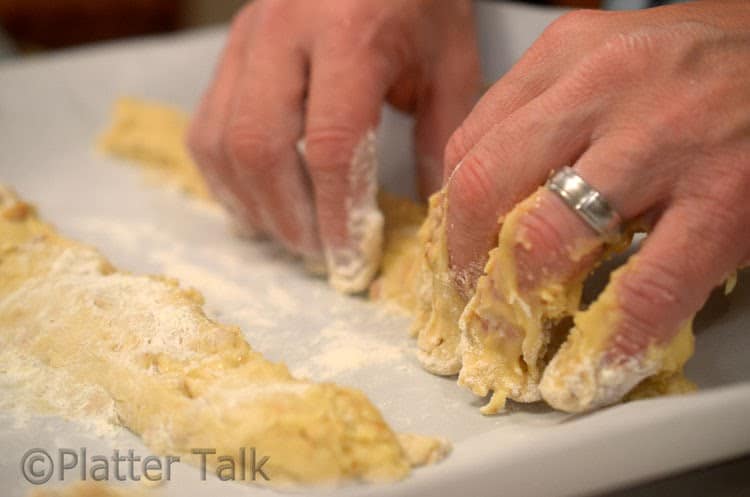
324, 130, 384, 294
539, 348, 657, 413
325, 207, 384, 293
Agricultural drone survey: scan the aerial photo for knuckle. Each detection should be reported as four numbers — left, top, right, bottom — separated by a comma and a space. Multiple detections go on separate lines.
587, 30, 655, 80
304, 125, 361, 174
644, 105, 692, 144
702, 162, 748, 207
519, 205, 567, 257
597, 128, 658, 175
677, 164, 745, 256
541, 9, 601, 44
616, 258, 683, 343
223, 123, 280, 172
684, 199, 738, 264
320, 8, 408, 70
444, 126, 473, 173
449, 151, 497, 217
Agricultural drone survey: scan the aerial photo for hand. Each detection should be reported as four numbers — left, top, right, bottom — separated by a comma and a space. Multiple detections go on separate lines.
444, 1, 750, 407
188, 0, 480, 291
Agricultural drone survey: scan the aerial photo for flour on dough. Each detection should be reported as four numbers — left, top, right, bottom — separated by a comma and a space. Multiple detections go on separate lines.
0, 186, 448, 486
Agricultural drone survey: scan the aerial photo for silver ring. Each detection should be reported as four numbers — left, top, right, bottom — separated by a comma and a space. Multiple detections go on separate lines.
546, 167, 622, 241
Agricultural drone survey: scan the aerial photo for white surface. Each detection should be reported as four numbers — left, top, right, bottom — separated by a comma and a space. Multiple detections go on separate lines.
1, 2, 749, 497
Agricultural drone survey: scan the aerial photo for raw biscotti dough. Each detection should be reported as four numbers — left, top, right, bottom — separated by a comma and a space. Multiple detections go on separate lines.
0, 186, 448, 486
99, 97, 696, 414
402, 189, 695, 413
99, 98, 211, 199
403, 190, 466, 376
99, 98, 211, 200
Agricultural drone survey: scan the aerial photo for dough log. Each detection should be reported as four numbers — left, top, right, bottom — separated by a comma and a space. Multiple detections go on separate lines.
0, 186, 447, 486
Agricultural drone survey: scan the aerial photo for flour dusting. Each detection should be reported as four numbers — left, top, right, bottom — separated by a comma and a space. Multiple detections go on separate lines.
292, 320, 405, 380
315, 131, 384, 294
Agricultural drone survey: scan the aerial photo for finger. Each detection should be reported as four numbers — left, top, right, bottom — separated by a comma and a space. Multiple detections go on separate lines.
411, 4, 480, 199
304, 40, 399, 292
445, 84, 600, 290
540, 197, 746, 412
455, 187, 606, 413
224, 23, 320, 257
509, 128, 680, 297
454, 133, 674, 410
187, 5, 266, 234
443, 9, 608, 178
413, 36, 481, 199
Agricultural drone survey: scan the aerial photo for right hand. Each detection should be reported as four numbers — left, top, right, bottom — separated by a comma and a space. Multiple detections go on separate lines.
187, 0, 480, 282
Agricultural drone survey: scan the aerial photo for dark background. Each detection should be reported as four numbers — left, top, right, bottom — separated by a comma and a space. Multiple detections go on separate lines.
0, 0, 599, 54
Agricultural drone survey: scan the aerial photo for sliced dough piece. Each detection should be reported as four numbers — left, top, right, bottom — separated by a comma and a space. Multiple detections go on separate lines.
459, 189, 694, 413
407, 190, 466, 375
369, 191, 427, 311
0, 186, 448, 486
402, 187, 695, 414
457, 190, 589, 413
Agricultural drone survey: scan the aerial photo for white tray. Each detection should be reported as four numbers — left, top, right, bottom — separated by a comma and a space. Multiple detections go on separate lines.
1, 3, 749, 496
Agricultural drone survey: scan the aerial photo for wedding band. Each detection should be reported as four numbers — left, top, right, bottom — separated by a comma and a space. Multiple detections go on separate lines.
545, 167, 622, 241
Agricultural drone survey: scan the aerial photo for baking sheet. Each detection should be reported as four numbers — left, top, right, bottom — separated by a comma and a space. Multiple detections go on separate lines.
1, 3, 749, 496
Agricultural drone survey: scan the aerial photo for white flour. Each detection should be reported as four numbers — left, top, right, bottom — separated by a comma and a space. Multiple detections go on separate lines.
291, 320, 405, 380
302, 131, 384, 294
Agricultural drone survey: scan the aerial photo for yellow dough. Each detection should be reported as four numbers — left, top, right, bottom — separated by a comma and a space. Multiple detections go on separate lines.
406, 190, 466, 375
98, 97, 696, 414
402, 189, 695, 413
457, 191, 586, 413
0, 186, 449, 486
99, 98, 211, 200
538, 258, 696, 412
369, 191, 426, 312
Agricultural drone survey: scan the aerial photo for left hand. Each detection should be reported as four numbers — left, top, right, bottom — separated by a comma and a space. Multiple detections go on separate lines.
443, 1, 750, 405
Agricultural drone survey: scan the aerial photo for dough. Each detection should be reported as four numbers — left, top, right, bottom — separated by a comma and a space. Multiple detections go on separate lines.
538, 258, 696, 412
457, 191, 585, 413
98, 97, 696, 414
404, 189, 695, 413
0, 186, 448, 486
369, 191, 426, 311
99, 98, 211, 200
406, 190, 466, 375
